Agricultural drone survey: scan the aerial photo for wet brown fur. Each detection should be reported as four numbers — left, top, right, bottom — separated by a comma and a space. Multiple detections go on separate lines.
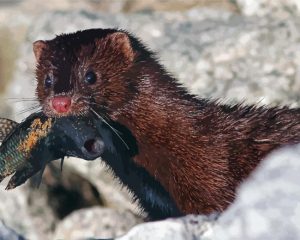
34, 28, 300, 214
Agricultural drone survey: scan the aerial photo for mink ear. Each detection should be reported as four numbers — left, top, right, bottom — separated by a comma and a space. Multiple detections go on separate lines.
107, 32, 134, 62
33, 40, 47, 61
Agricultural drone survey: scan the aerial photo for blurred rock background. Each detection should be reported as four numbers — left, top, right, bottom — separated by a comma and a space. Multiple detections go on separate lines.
0, 0, 299, 239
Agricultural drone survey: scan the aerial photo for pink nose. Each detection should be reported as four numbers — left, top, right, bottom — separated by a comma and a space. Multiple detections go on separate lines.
51, 96, 72, 113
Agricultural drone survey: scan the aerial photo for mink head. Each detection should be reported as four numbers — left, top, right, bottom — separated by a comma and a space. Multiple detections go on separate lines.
33, 28, 151, 117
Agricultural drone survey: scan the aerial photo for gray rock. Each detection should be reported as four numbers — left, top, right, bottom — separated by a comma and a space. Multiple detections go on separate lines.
62, 158, 143, 215
214, 144, 300, 240
0, 186, 40, 240
53, 207, 142, 240
1, 4, 300, 240
237, 0, 300, 17
117, 144, 300, 240
116, 214, 216, 240
0, 220, 25, 240
0, 0, 238, 14
0, 101, 12, 120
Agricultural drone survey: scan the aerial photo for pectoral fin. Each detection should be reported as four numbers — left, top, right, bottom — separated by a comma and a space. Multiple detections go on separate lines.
5, 163, 42, 190
29, 166, 46, 189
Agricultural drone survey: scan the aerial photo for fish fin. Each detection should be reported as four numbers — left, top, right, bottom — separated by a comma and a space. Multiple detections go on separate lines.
30, 166, 46, 188
60, 158, 64, 172
0, 118, 19, 143
0, 175, 5, 183
5, 164, 36, 190
5, 178, 17, 190
5, 164, 46, 190
0, 171, 12, 183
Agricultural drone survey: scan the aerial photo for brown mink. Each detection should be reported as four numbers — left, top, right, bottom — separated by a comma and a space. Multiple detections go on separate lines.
33, 28, 300, 217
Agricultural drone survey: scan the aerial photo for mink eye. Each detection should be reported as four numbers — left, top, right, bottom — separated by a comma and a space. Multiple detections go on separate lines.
44, 75, 53, 88
84, 71, 97, 85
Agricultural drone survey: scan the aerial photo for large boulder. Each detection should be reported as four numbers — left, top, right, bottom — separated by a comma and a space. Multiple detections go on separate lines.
116, 144, 300, 240
53, 207, 142, 240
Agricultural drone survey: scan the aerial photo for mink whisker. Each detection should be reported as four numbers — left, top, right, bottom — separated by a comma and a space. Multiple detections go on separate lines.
4, 97, 38, 100
1, 98, 39, 104
17, 105, 41, 115
79, 99, 110, 113
90, 107, 129, 150
6, 100, 39, 104
18, 106, 41, 114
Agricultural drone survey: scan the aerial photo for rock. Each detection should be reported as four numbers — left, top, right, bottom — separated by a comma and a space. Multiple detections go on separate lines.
0, 220, 25, 240
0, 101, 12, 119
120, 0, 238, 13
0, 185, 40, 240
116, 214, 216, 240
213, 144, 300, 240
62, 158, 142, 215
38, 162, 105, 219
237, 0, 300, 17
117, 144, 300, 240
53, 207, 142, 240
0, 4, 300, 240
0, 0, 238, 14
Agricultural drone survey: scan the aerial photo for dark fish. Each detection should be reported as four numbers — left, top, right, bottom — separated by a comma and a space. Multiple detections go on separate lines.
0, 112, 105, 189
0, 112, 181, 220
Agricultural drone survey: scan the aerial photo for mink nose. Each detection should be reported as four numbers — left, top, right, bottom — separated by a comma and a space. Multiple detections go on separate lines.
52, 96, 72, 113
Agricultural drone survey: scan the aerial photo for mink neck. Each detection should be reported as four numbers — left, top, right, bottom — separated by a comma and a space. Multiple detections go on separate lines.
112, 59, 202, 126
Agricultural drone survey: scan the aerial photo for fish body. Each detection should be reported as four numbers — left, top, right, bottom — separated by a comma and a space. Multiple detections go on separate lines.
0, 113, 52, 183
0, 112, 180, 219
0, 112, 105, 189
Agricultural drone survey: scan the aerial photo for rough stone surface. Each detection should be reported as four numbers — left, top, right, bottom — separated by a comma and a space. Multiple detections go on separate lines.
116, 144, 300, 240
53, 207, 142, 240
0, 0, 238, 15
237, 0, 300, 17
62, 158, 142, 215
3, 143, 300, 239
0, 185, 39, 240
0, 220, 24, 240
0, 1, 300, 240
214, 144, 300, 240
117, 214, 216, 240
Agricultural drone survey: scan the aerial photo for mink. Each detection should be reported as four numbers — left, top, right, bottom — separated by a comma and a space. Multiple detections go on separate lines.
32, 28, 300, 218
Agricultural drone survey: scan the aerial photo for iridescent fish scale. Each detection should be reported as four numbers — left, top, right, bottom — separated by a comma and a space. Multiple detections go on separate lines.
0, 112, 105, 190
0, 119, 18, 142
0, 118, 53, 181
0, 131, 28, 178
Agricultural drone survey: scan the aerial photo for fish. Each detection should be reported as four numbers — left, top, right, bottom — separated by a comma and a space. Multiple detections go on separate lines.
0, 112, 105, 189
0, 112, 182, 219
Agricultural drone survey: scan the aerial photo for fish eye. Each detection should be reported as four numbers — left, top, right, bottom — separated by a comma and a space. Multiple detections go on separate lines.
84, 71, 97, 85
44, 75, 53, 88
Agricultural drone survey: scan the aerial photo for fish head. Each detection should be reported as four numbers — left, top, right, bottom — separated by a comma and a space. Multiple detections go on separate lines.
52, 116, 106, 160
